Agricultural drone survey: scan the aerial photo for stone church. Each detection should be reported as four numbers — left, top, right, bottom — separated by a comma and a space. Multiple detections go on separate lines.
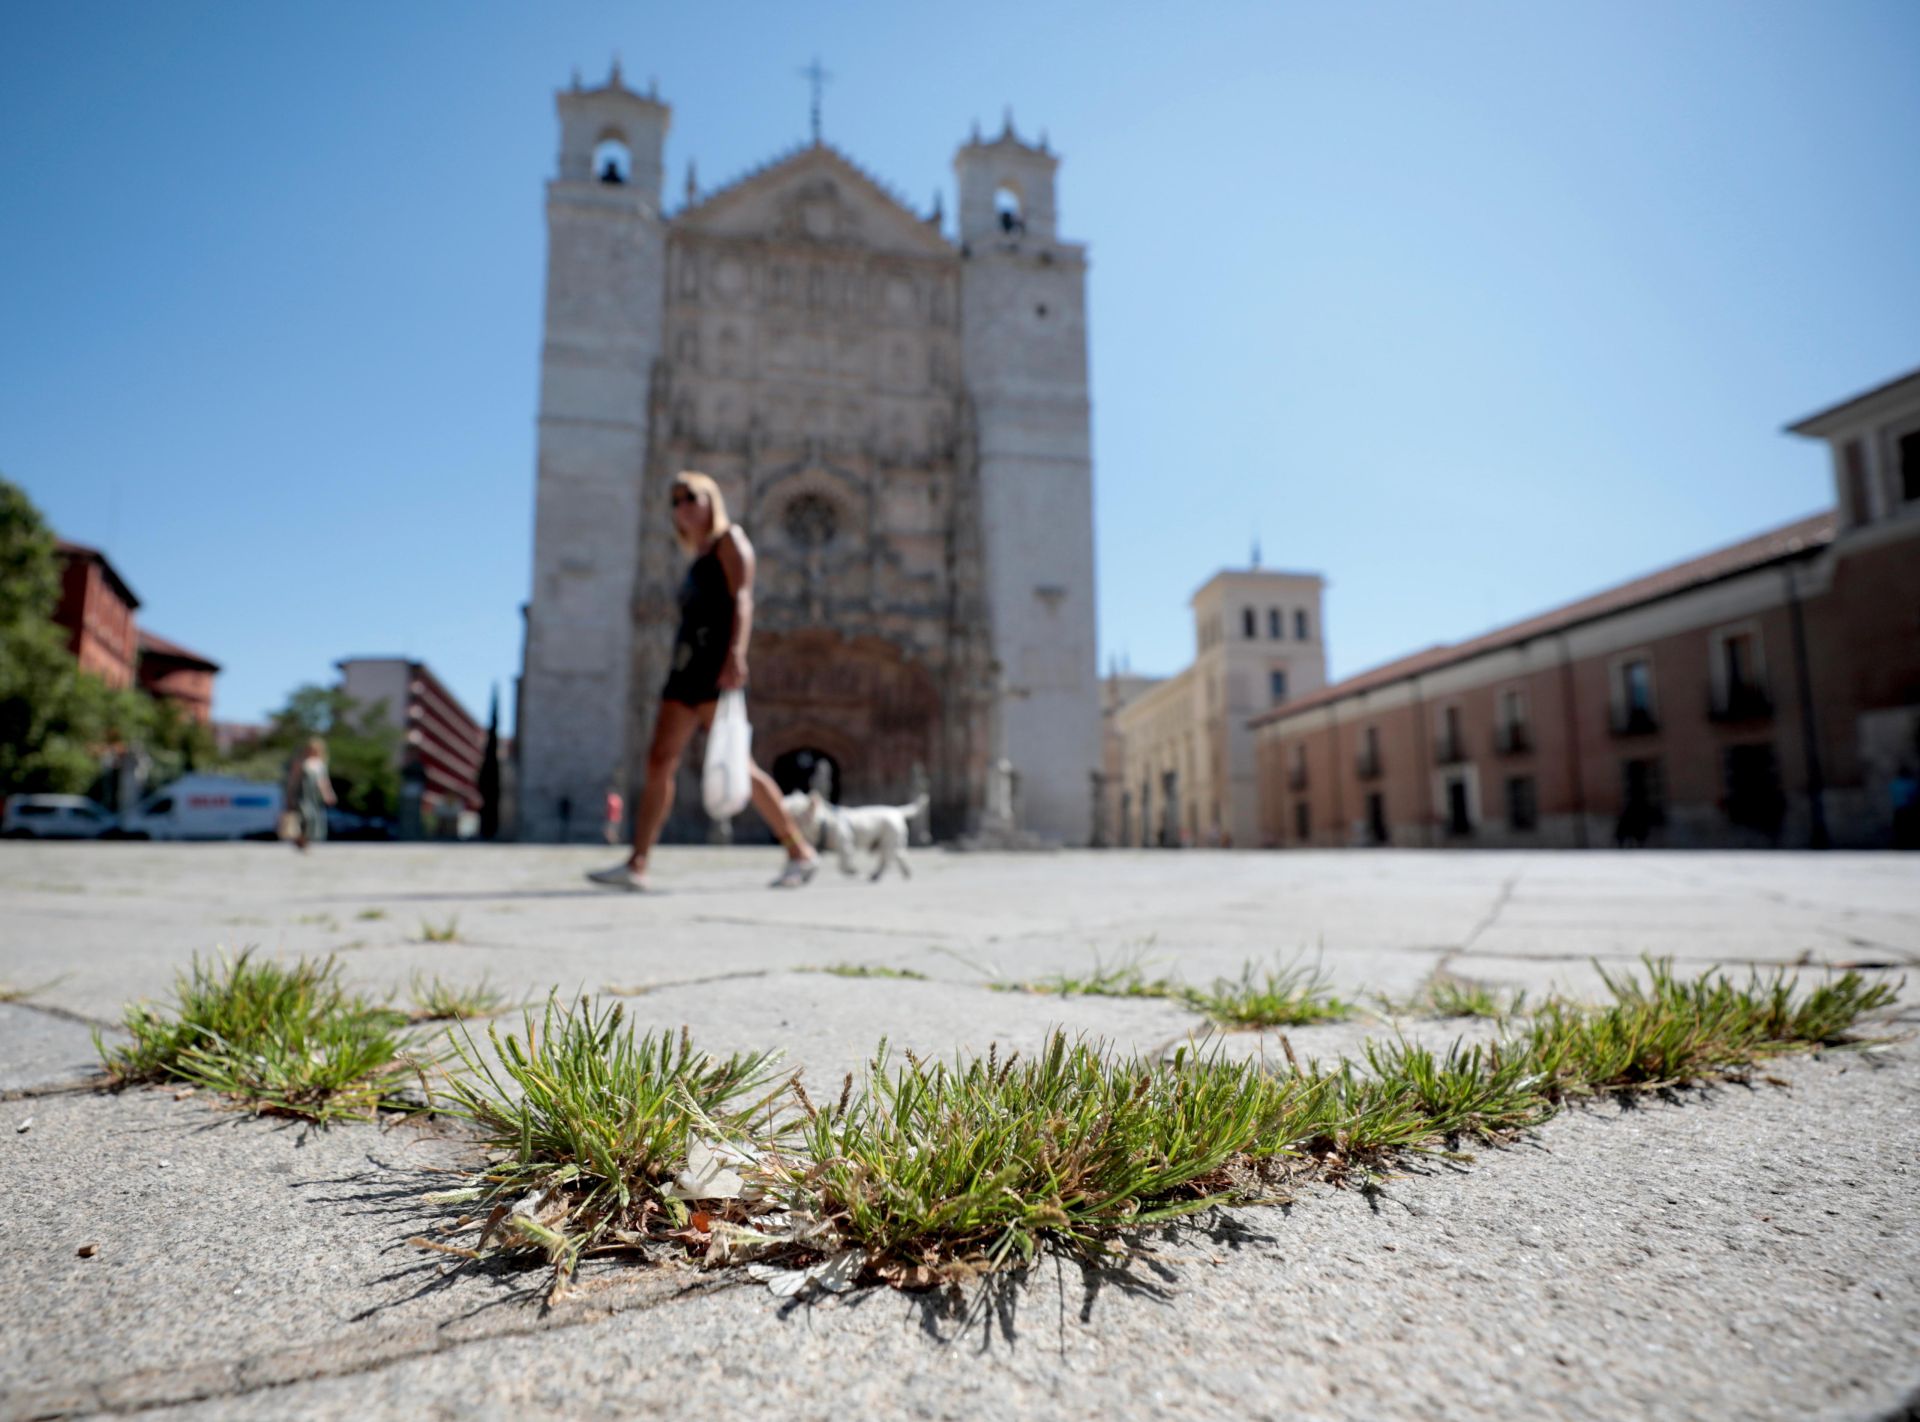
515, 65, 1099, 844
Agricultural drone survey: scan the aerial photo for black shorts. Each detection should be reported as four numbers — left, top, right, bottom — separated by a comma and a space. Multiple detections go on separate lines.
661, 636, 726, 707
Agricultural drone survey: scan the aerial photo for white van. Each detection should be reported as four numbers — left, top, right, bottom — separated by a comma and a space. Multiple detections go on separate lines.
118, 774, 284, 841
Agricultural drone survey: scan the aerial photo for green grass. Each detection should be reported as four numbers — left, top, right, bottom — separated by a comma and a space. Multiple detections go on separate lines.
413, 958, 1897, 1297
805, 964, 930, 981
1185, 959, 1359, 1028
96, 952, 432, 1123
356, 908, 387, 922
406, 973, 506, 1022
989, 950, 1184, 1001
417, 915, 461, 943
429, 997, 789, 1294
1387, 975, 1527, 1021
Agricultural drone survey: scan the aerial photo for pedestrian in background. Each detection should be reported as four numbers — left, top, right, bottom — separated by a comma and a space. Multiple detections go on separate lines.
283, 737, 336, 853
604, 783, 625, 845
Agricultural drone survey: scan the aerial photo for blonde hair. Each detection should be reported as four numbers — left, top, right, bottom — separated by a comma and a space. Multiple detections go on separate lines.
670, 471, 733, 554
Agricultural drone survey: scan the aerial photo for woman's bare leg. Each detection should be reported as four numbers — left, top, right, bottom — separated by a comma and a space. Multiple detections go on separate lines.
749, 763, 816, 863
628, 700, 705, 874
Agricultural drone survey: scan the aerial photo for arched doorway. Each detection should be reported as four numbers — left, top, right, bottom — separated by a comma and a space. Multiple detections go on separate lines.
771, 747, 840, 803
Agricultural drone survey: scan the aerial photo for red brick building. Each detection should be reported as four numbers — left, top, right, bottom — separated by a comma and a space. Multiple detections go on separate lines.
1252, 368, 1920, 850
53, 540, 140, 689
137, 631, 221, 726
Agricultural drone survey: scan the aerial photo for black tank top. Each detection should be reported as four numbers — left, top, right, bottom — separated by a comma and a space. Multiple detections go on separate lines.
673, 534, 735, 671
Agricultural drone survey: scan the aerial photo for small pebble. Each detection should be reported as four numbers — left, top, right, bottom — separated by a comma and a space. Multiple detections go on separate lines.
15, 1117, 31, 1133
157, 1159, 171, 1169
77, 1243, 98, 1258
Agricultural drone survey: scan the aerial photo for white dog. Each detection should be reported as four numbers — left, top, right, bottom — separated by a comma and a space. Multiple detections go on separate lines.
782, 791, 928, 882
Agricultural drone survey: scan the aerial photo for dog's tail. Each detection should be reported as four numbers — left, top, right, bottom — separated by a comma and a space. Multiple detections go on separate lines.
903, 793, 930, 822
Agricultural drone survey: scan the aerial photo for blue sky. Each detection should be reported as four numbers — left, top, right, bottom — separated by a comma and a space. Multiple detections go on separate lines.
2, 2, 1915, 729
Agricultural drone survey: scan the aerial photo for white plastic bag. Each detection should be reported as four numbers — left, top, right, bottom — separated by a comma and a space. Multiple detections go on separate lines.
702, 690, 753, 819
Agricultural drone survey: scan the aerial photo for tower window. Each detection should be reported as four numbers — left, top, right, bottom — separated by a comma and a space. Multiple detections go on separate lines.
1268, 608, 1282, 639
994, 185, 1025, 234
1294, 609, 1310, 640
1900, 430, 1920, 503
593, 137, 631, 185
1242, 608, 1256, 639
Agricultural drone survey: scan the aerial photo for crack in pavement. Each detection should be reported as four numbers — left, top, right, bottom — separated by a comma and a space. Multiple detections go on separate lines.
8, 1268, 741, 1418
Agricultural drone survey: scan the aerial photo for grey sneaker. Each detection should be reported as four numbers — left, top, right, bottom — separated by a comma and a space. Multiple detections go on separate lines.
769, 856, 818, 889
586, 863, 648, 892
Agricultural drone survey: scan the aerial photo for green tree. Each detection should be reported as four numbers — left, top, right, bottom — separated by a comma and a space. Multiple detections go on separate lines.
0, 477, 156, 798
220, 684, 401, 820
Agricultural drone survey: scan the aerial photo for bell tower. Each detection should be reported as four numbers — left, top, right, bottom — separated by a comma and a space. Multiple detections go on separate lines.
518, 63, 671, 841
954, 114, 1100, 843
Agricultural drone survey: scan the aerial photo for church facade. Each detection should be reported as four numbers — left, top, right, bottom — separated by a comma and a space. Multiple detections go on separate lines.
515, 68, 1099, 843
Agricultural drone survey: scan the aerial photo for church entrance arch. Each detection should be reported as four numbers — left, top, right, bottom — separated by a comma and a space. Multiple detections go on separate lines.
771, 747, 840, 802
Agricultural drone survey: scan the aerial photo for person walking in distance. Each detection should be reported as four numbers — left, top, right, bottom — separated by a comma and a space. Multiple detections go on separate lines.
603, 782, 625, 846
284, 737, 336, 853
588, 472, 818, 891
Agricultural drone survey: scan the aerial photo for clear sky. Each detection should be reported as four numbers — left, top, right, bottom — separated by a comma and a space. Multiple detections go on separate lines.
2, 2, 1915, 730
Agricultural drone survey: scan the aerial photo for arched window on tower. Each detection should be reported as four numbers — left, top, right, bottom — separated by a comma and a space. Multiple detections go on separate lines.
593, 136, 631, 185
994, 184, 1025, 234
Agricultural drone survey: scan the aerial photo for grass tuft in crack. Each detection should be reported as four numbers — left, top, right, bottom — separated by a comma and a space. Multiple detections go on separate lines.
1404, 976, 1525, 1020
1185, 959, 1358, 1027
417, 915, 461, 943
406, 972, 506, 1022
96, 951, 433, 1122
990, 949, 1184, 1000
417, 958, 1899, 1297
806, 963, 929, 981
432, 996, 790, 1293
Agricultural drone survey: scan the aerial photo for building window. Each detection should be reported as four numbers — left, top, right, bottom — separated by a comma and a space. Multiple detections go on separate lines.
1436, 705, 1465, 764
1843, 439, 1872, 527
1270, 669, 1289, 704
1612, 656, 1658, 736
1617, 757, 1665, 845
1901, 430, 1920, 504
1366, 791, 1388, 845
1295, 609, 1310, 640
1269, 607, 1283, 639
1711, 627, 1771, 721
1288, 743, 1307, 790
1294, 799, 1310, 843
1506, 775, 1537, 831
1242, 607, 1257, 639
1496, 688, 1530, 754
1724, 743, 1786, 838
1358, 725, 1382, 779
1443, 773, 1474, 837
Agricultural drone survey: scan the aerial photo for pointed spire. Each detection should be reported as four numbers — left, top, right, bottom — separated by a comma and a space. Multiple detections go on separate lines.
970, 119, 981, 143
570, 66, 582, 92
609, 54, 623, 88
1251, 534, 1262, 569
684, 160, 699, 206
930, 189, 944, 223
1001, 105, 1015, 139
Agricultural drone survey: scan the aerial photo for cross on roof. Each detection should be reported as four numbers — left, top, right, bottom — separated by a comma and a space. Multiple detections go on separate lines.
799, 57, 832, 145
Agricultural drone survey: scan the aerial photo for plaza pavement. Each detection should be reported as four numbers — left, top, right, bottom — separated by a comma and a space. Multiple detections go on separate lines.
1, 842, 1916, 1420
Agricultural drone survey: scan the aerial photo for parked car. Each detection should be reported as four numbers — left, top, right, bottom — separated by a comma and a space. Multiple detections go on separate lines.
1, 794, 117, 839
326, 806, 395, 841
116, 774, 284, 841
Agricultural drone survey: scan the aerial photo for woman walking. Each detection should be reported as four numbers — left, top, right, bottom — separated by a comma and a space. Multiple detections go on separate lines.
588, 472, 818, 892
284, 737, 336, 853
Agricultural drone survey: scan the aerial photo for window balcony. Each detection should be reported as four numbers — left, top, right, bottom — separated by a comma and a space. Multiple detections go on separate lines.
1355, 751, 1383, 780
1287, 767, 1308, 792
1494, 722, 1532, 755
1610, 705, 1660, 738
1709, 682, 1774, 723
1434, 735, 1468, 766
